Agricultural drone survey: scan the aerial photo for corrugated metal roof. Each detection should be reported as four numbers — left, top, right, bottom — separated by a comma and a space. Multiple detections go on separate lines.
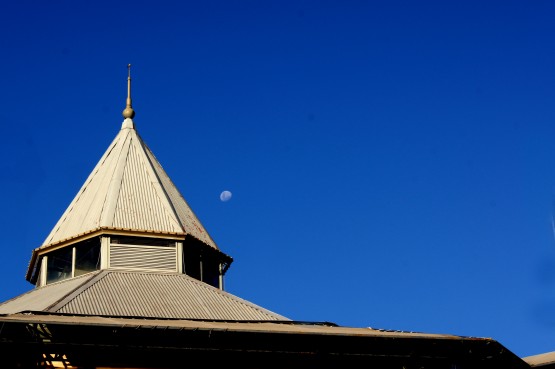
523, 351, 555, 367
0, 312, 473, 339
40, 118, 218, 250
145, 145, 216, 246
0, 273, 97, 314
0, 270, 288, 321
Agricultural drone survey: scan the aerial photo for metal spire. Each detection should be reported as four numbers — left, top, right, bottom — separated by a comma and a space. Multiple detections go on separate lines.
122, 64, 135, 119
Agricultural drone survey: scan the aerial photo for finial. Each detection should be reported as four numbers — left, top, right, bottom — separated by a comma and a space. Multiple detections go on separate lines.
122, 64, 135, 119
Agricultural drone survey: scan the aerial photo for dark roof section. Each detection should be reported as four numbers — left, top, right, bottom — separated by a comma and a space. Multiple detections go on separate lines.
0, 312, 531, 369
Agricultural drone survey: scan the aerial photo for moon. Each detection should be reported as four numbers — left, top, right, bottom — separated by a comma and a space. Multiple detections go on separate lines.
220, 190, 232, 202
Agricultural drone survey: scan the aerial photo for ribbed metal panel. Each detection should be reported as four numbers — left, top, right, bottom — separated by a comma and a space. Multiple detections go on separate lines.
0, 273, 98, 314
38, 122, 218, 251
112, 135, 182, 233
0, 270, 288, 321
41, 132, 128, 246
110, 244, 176, 272
146, 146, 218, 249
52, 271, 288, 321
0, 312, 471, 339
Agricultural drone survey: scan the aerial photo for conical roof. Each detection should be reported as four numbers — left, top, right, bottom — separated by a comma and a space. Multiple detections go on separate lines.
39, 118, 217, 250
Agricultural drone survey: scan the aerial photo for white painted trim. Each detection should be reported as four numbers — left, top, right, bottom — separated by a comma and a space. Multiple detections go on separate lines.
100, 236, 110, 269
71, 247, 76, 278
39, 256, 48, 287
176, 242, 183, 273
219, 263, 224, 291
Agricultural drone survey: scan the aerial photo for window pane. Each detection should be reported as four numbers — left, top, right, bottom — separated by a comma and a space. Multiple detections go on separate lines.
75, 239, 101, 276
46, 247, 73, 284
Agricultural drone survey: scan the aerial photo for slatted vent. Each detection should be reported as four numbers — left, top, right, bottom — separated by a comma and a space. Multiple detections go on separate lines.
110, 244, 177, 272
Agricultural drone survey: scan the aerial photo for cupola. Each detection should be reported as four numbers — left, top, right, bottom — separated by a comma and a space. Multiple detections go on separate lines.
25, 65, 233, 290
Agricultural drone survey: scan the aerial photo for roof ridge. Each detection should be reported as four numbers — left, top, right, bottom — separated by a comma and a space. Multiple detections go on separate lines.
130, 130, 184, 230
0, 272, 100, 309
46, 270, 109, 312
41, 134, 122, 247
143, 144, 219, 249
135, 132, 185, 232
98, 128, 133, 227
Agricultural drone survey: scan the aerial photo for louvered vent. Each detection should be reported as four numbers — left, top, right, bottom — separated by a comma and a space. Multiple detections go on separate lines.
110, 244, 177, 272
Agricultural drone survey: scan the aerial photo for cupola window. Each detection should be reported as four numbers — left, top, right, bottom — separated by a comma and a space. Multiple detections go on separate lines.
46, 247, 73, 284
75, 238, 101, 276
43, 238, 101, 285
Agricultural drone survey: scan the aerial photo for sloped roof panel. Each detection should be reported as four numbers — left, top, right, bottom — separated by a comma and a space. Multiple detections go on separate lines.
111, 132, 182, 233
41, 132, 127, 246
38, 119, 218, 250
1, 271, 287, 321
144, 143, 218, 249
55, 271, 286, 320
0, 273, 98, 314
523, 351, 555, 367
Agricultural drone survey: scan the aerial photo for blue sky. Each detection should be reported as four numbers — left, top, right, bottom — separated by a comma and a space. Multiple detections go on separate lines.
1, 0, 555, 358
